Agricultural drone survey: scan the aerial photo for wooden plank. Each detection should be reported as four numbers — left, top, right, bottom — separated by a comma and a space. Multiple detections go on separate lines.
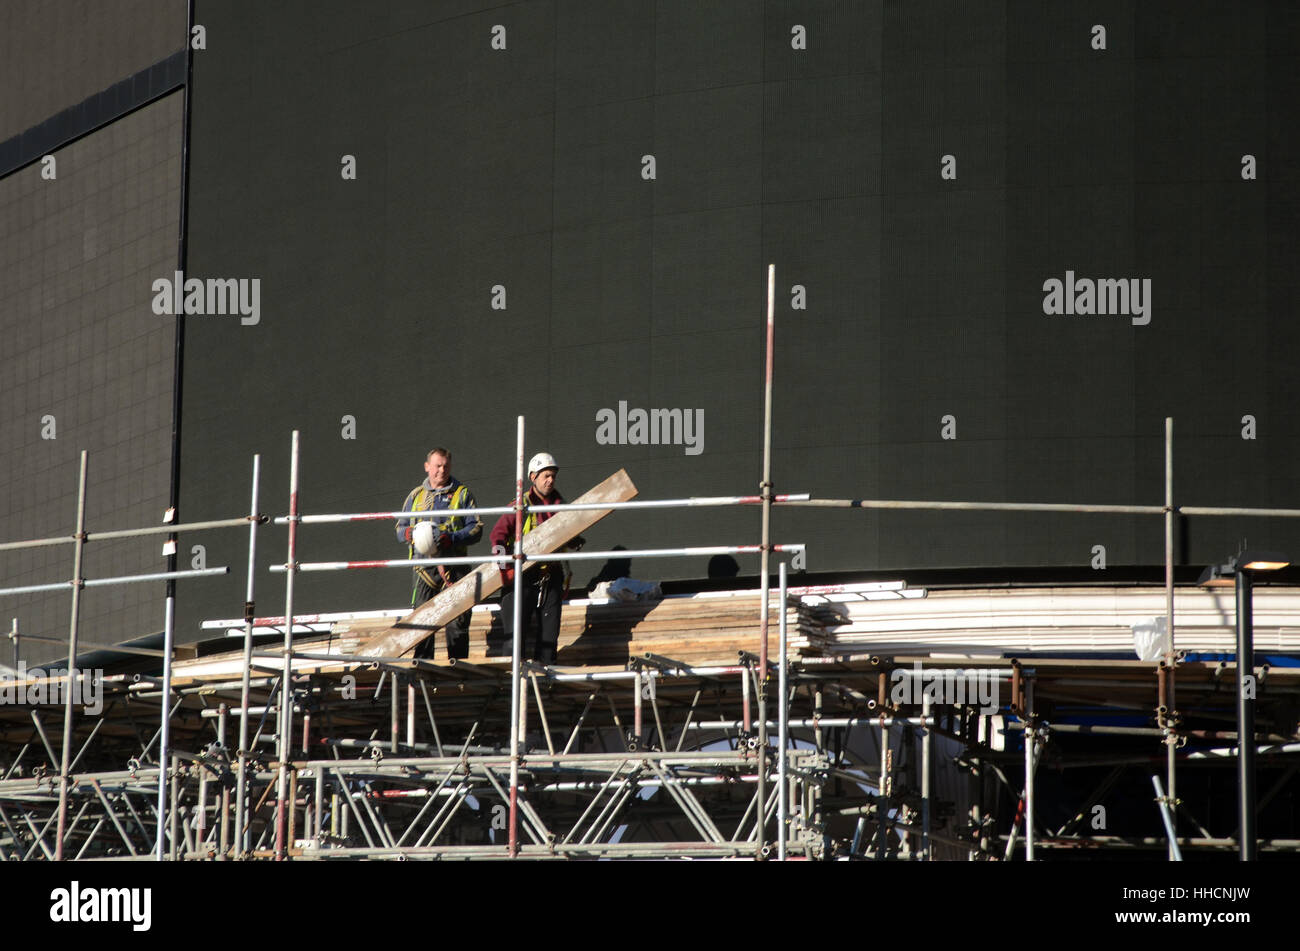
359, 469, 638, 657
342, 590, 827, 668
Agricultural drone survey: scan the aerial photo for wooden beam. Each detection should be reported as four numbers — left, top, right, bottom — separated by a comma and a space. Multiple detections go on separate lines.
359, 469, 638, 658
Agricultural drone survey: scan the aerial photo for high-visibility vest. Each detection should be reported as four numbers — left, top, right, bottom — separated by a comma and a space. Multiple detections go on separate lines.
520, 489, 554, 538
519, 493, 573, 587
407, 483, 472, 560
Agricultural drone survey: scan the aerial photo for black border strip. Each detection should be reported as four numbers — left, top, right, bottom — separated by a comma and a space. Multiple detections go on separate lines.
0, 48, 186, 179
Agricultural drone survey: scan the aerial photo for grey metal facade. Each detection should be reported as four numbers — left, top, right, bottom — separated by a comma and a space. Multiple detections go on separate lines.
0, 1, 185, 662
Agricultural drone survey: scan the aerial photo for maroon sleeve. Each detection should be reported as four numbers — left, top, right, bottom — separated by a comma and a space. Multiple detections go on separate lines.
489, 511, 515, 552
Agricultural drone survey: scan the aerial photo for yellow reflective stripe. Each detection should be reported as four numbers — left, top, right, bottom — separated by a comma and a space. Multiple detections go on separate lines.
408, 484, 470, 560
445, 485, 467, 534
412, 485, 468, 530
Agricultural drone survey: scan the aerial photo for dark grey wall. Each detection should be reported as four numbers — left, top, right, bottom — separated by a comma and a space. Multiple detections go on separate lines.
0, 3, 184, 663
0, 103, 183, 662
0, 0, 185, 140
177, 1, 1300, 636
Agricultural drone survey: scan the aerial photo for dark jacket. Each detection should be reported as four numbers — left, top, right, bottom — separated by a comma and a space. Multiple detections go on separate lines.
490, 487, 566, 586
396, 477, 482, 556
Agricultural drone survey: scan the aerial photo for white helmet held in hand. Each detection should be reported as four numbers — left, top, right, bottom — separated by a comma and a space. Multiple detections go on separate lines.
412, 521, 437, 556
528, 452, 558, 476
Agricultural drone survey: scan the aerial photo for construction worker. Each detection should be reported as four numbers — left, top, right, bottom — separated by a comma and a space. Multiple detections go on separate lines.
396, 448, 482, 660
489, 452, 583, 665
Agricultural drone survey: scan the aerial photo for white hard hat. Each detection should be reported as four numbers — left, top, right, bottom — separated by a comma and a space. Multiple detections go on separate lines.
412, 521, 436, 556
528, 452, 558, 476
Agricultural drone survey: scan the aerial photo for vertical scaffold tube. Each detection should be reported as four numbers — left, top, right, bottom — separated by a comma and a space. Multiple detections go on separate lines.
756, 262, 775, 859
275, 431, 300, 860
217, 704, 229, 857
1024, 679, 1035, 862
407, 681, 416, 748
56, 451, 89, 861
1164, 417, 1177, 861
235, 453, 260, 856
921, 695, 931, 861
778, 561, 788, 861
509, 416, 524, 857
1237, 569, 1256, 862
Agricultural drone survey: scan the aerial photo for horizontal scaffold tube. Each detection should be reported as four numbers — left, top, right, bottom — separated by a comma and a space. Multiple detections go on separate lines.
270, 544, 805, 573
271, 494, 1300, 525
338, 773, 774, 798
787, 498, 1300, 519
549, 666, 747, 681
785, 499, 1164, 514
1187, 742, 1300, 759
292, 750, 763, 772
293, 841, 760, 860
274, 493, 812, 525
686, 717, 934, 730
0, 566, 229, 598
0, 515, 257, 554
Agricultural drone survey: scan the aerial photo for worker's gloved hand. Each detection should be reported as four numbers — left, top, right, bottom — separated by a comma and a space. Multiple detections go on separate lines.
437, 532, 453, 554
500, 566, 515, 585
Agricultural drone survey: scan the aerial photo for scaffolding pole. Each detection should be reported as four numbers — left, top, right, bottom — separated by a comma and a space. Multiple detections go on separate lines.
509, 416, 524, 858
756, 261, 775, 860
271, 543, 806, 574
778, 561, 788, 861
277, 493, 812, 524
274, 431, 300, 860
235, 454, 261, 857
1164, 416, 1178, 862
54, 451, 88, 861
1024, 679, 1035, 862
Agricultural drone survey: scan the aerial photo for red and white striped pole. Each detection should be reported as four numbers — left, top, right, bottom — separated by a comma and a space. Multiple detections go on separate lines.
757, 262, 775, 859
270, 543, 806, 574
277, 493, 811, 525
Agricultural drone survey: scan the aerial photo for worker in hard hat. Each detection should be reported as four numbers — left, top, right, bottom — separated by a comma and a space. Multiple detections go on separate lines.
488, 452, 583, 666
396, 447, 482, 660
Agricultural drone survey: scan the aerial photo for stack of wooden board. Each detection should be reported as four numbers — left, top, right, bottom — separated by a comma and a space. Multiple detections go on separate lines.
167, 629, 367, 685
815, 585, 1300, 656
623, 592, 834, 665
334, 590, 836, 667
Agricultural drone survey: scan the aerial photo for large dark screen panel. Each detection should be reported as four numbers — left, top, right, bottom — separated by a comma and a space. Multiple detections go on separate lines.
179, 1, 1300, 636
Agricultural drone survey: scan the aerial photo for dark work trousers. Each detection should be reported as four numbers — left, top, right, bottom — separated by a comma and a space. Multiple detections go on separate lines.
496, 572, 564, 665
412, 565, 471, 660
